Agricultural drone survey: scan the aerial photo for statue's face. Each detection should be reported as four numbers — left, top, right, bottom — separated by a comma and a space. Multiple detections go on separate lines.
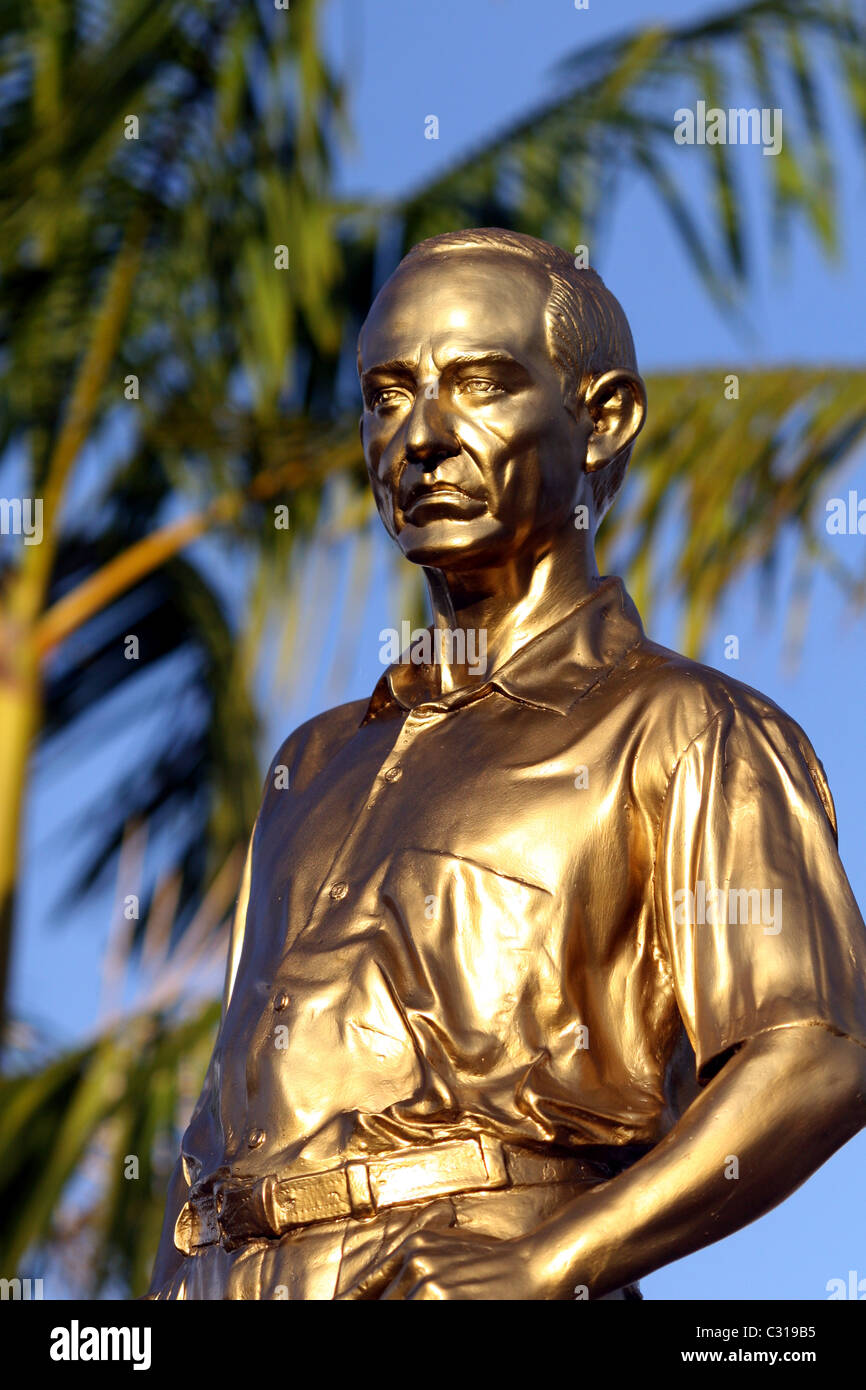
358, 251, 589, 570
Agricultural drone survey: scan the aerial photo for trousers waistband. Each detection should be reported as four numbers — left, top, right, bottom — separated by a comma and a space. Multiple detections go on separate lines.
174, 1136, 620, 1254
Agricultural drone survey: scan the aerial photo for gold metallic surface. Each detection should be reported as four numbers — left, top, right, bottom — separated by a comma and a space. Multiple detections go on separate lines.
150, 229, 866, 1300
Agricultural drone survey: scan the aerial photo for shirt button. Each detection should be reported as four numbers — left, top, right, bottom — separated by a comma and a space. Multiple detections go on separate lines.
383, 765, 402, 782
329, 881, 349, 901
247, 1128, 266, 1149
273, 991, 290, 1011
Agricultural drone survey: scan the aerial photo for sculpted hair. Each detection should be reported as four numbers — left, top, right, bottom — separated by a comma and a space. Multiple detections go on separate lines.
397, 228, 640, 522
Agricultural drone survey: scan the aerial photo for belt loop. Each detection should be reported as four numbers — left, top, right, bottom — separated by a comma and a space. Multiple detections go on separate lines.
260, 1174, 280, 1236
346, 1160, 377, 1220
478, 1135, 509, 1188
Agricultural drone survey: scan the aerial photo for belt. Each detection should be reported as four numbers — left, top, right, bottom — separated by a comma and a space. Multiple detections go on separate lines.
174, 1136, 618, 1254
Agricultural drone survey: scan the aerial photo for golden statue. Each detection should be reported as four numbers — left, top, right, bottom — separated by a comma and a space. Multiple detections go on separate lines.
149, 229, 866, 1300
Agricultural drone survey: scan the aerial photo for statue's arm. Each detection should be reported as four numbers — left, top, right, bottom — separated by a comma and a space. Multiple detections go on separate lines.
334, 1022, 866, 1301
527, 1022, 866, 1298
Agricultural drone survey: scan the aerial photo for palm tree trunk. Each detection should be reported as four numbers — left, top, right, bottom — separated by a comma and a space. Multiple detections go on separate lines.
0, 623, 40, 1041
0, 221, 145, 1038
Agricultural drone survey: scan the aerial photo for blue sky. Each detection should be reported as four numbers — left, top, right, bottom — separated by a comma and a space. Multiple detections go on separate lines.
11, 0, 866, 1300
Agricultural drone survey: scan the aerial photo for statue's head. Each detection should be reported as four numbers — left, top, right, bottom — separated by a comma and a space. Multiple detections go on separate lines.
357, 227, 646, 572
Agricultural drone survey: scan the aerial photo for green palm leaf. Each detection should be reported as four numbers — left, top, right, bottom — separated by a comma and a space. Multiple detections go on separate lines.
396, 0, 863, 302
605, 366, 866, 650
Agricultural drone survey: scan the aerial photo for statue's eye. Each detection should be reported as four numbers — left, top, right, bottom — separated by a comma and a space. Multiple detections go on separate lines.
369, 386, 409, 410
456, 378, 503, 395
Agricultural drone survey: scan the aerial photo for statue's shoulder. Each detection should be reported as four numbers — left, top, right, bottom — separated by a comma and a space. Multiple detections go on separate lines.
266, 698, 371, 784
627, 634, 814, 756
626, 634, 836, 834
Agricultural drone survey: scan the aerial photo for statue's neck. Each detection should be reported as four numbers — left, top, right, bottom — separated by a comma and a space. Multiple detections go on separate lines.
422, 525, 600, 695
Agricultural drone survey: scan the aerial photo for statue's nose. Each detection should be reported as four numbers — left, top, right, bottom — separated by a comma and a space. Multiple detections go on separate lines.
404, 391, 458, 467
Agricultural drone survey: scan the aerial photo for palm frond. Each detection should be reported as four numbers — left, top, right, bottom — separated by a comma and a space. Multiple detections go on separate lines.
38, 545, 261, 936
396, 0, 864, 303
602, 364, 866, 650
0, 999, 220, 1293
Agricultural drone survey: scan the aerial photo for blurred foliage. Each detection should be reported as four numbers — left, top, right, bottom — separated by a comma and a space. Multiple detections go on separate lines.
0, 0, 364, 961
603, 366, 866, 651
399, 0, 865, 301
0, 0, 865, 1296
0, 1000, 221, 1294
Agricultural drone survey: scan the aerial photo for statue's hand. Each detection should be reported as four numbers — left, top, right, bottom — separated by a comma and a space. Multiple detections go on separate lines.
336, 1226, 553, 1301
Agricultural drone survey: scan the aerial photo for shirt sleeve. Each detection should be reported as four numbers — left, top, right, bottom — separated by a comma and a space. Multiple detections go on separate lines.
655, 692, 866, 1082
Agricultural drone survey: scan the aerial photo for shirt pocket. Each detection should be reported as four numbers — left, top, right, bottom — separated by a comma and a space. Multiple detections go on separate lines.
379, 847, 556, 1066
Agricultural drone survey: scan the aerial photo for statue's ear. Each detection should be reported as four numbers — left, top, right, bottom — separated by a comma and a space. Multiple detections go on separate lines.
583, 369, 647, 473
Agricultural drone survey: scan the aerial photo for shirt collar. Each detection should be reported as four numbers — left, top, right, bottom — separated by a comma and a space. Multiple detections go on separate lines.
361, 576, 645, 724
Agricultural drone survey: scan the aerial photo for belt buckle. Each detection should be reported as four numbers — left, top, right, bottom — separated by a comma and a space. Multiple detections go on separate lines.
174, 1194, 219, 1255
217, 1174, 279, 1249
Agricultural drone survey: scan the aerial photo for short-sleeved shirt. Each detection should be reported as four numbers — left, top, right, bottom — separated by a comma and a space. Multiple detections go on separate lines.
180, 576, 866, 1189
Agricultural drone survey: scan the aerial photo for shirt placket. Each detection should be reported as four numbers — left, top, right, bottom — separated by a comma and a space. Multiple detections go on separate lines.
237, 700, 456, 1159
294, 700, 450, 939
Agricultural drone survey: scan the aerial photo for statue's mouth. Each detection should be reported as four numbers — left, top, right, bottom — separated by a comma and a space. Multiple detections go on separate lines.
403, 484, 485, 520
